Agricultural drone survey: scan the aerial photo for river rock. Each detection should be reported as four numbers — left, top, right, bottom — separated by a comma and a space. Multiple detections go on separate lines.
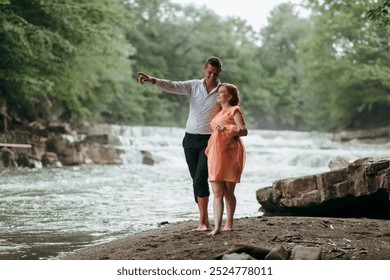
77, 140, 123, 165
141, 150, 155, 165
328, 156, 349, 170
84, 134, 109, 145
221, 252, 256, 260
42, 152, 63, 168
264, 244, 290, 260
46, 135, 70, 155
46, 121, 73, 134
214, 244, 271, 260
44, 132, 123, 165
59, 145, 84, 165
216, 244, 322, 260
256, 157, 390, 219
1, 147, 18, 170
333, 127, 390, 142
291, 245, 322, 260
16, 152, 35, 168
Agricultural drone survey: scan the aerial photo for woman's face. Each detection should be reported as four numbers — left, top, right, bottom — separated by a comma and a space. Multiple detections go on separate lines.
216, 86, 231, 105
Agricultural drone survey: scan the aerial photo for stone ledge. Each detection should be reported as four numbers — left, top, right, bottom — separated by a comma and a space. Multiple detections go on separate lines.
256, 157, 390, 219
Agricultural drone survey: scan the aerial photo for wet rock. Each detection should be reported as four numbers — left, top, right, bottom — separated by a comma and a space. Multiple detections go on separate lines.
33, 140, 46, 162
217, 244, 321, 260
265, 244, 290, 260
45, 134, 122, 166
141, 151, 155, 165
222, 253, 256, 260
1, 121, 123, 170
256, 157, 390, 219
77, 140, 122, 165
215, 244, 271, 260
42, 152, 62, 168
1, 147, 18, 170
46, 135, 70, 155
17, 152, 35, 168
84, 135, 109, 145
46, 121, 73, 134
60, 146, 84, 165
328, 156, 349, 170
291, 245, 322, 260
333, 127, 390, 142
157, 221, 169, 227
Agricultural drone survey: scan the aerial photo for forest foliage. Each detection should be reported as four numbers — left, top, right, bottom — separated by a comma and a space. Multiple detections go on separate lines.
1, 0, 389, 131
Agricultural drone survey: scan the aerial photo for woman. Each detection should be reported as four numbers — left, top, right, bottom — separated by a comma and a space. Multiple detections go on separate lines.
205, 83, 247, 236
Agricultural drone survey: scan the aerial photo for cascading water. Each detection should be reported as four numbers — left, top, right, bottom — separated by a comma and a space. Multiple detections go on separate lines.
0, 126, 388, 260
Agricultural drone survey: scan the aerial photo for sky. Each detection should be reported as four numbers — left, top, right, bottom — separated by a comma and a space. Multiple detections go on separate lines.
170, 0, 307, 31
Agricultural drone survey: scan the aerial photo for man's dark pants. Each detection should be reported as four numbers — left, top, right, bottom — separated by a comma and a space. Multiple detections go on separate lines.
182, 133, 211, 203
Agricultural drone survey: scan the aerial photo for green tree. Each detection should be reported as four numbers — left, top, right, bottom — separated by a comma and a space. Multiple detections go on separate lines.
367, 0, 390, 26
0, 0, 134, 124
301, 0, 390, 130
127, 0, 262, 127
254, 3, 309, 129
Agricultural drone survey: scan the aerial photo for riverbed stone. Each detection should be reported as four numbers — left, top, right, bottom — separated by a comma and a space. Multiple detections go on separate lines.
77, 140, 123, 165
221, 252, 256, 260
141, 150, 155, 165
264, 244, 290, 260
84, 134, 109, 145
42, 152, 62, 168
16, 152, 35, 168
328, 156, 349, 170
46, 121, 73, 134
291, 245, 322, 260
256, 157, 390, 219
1, 147, 18, 170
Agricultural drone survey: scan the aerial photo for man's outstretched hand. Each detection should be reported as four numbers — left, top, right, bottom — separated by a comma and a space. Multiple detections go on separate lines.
137, 72, 155, 84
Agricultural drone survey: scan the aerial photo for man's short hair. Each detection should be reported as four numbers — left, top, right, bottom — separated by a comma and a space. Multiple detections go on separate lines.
204, 56, 222, 70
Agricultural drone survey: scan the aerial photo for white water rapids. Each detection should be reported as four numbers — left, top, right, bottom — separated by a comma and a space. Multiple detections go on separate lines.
0, 126, 388, 259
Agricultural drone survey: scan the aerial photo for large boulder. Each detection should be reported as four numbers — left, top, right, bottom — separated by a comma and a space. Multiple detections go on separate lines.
76, 140, 123, 165
256, 157, 390, 219
42, 152, 62, 168
46, 135, 123, 165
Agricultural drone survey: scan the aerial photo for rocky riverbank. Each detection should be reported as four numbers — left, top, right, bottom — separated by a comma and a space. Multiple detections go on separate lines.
0, 121, 123, 170
1, 123, 388, 170
332, 126, 390, 147
59, 216, 390, 260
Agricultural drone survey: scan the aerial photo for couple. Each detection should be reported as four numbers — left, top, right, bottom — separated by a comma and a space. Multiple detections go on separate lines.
138, 56, 247, 236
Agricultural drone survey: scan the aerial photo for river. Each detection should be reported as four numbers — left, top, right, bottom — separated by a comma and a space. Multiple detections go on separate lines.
0, 126, 388, 259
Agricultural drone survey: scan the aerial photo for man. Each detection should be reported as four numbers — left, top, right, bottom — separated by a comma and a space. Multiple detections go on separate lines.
137, 56, 223, 231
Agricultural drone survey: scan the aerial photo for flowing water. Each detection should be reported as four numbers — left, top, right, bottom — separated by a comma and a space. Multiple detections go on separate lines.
0, 126, 388, 260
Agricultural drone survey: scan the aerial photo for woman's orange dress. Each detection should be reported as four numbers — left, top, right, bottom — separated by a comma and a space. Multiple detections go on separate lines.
205, 106, 246, 183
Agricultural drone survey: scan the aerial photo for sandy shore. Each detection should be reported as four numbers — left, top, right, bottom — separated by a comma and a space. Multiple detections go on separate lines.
60, 216, 390, 260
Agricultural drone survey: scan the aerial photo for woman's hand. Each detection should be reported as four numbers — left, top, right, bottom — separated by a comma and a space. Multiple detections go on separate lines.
216, 124, 225, 131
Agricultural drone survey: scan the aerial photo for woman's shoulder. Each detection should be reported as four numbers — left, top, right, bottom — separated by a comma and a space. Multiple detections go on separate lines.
228, 105, 243, 115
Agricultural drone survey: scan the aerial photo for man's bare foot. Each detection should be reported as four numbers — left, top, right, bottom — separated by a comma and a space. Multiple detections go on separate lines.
191, 224, 209, 232
208, 228, 221, 236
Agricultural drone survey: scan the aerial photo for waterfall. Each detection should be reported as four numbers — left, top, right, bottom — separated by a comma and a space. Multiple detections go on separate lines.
0, 126, 388, 260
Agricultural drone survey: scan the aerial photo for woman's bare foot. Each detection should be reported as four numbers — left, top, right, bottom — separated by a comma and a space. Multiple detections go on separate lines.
223, 224, 233, 231
208, 228, 221, 236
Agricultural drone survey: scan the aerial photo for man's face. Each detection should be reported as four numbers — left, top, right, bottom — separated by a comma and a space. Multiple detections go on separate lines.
203, 64, 221, 85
